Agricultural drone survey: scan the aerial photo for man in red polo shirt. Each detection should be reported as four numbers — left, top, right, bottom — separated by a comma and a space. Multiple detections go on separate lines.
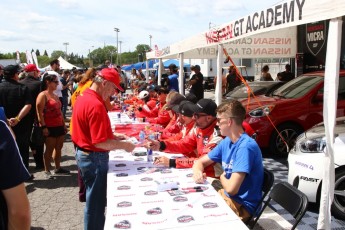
72, 68, 135, 230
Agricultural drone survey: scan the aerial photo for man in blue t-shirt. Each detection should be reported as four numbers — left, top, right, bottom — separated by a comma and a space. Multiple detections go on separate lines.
0, 120, 31, 229
193, 100, 263, 222
167, 64, 179, 92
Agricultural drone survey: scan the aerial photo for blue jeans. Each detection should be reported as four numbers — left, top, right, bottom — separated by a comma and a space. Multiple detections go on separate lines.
61, 96, 68, 118
75, 150, 109, 230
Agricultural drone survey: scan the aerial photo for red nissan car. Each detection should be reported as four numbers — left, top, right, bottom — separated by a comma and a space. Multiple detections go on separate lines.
242, 70, 345, 155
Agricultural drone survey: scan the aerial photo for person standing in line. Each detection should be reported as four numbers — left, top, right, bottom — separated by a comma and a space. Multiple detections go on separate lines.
0, 65, 33, 173
36, 73, 69, 179
260, 65, 273, 81
167, 64, 179, 92
0, 120, 31, 230
226, 66, 241, 93
193, 100, 263, 222
48, 59, 64, 104
20, 64, 45, 169
60, 69, 72, 120
189, 65, 204, 100
72, 68, 135, 230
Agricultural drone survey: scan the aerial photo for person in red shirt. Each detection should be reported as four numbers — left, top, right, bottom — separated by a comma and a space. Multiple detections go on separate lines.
147, 99, 224, 178
160, 93, 187, 138
72, 68, 135, 230
162, 101, 196, 142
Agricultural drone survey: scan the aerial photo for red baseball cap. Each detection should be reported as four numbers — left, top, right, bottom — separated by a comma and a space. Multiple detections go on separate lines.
100, 68, 124, 92
25, 64, 40, 72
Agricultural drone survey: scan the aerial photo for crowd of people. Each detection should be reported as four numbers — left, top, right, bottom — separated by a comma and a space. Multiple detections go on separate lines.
0, 59, 275, 230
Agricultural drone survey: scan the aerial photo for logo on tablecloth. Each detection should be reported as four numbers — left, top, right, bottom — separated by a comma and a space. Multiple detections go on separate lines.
134, 157, 145, 161
202, 202, 218, 208
117, 185, 131, 190
186, 173, 193, 177
115, 163, 127, 167
173, 196, 188, 202
141, 177, 153, 181
161, 169, 172, 174
114, 220, 131, 229
146, 207, 162, 215
117, 201, 132, 207
177, 215, 194, 223
116, 173, 128, 177
144, 190, 158, 195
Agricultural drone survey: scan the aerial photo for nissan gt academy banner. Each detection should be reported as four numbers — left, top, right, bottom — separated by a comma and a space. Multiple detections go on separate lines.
146, 0, 345, 59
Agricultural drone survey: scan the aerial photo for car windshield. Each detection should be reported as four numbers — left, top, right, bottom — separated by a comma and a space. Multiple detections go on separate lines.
229, 84, 267, 98
272, 76, 323, 99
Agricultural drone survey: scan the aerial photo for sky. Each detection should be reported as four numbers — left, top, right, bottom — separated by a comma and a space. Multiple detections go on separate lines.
0, 0, 281, 57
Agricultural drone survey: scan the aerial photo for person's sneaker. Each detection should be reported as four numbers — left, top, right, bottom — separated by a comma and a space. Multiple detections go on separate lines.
44, 171, 54, 179
54, 168, 70, 174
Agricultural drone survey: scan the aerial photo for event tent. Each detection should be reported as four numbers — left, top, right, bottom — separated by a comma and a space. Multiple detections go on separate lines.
159, 59, 190, 68
146, 1, 345, 229
43, 56, 80, 70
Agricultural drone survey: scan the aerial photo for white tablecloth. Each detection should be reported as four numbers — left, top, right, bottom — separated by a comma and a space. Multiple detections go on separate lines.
104, 148, 248, 230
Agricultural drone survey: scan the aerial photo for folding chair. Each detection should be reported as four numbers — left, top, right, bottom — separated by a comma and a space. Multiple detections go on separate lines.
247, 168, 275, 229
251, 182, 309, 230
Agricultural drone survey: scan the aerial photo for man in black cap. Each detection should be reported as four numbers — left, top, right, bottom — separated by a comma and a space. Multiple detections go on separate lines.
20, 64, 44, 169
0, 65, 33, 174
189, 65, 204, 100
147, 98, 223, 178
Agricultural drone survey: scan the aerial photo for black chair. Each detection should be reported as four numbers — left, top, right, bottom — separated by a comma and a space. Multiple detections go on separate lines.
246, 168, 275, 229
251, 182, 309, 230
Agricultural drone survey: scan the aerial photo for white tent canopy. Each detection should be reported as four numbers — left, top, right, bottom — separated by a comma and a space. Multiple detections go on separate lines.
44, 56, 80, 70
147, 1, 345, 229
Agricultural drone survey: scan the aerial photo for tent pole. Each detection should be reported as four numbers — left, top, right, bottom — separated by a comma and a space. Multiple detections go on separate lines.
215, 44, 223, 105
179, 53, 185, 95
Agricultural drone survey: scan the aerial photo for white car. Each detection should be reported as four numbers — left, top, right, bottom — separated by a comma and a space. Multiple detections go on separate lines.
288, 117, 345, 220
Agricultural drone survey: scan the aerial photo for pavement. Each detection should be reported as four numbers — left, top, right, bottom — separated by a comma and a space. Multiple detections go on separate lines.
26, 111, 84, 230
24, 90, 345, 229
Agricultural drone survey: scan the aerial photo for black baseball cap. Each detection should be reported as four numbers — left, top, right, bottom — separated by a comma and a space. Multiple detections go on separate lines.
3, 65, 21, 77
192, 99, 217, 117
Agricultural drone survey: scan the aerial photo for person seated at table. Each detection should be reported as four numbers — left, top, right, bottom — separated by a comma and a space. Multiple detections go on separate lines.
192, 100, 263, 222
145, 90, 176, 127
162, 101, 196, 143
137, 90, 157, 112
160, 93, 187, 138
138, 87, 170, 124
147, 99, 224, 178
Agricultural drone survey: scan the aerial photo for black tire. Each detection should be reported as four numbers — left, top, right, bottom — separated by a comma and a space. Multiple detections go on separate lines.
269, 123, 303, 156
331, 169, 345, 220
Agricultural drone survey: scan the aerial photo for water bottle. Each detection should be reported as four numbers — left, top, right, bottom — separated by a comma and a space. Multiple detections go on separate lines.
139, 130, 145, 144
147, 148, 153, 162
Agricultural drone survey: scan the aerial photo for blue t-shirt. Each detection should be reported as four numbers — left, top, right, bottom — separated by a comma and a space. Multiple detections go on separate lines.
0, 107, 6, 123
0, 120, 30, 190
168, 73, 179, 92
208, 134, 263, 215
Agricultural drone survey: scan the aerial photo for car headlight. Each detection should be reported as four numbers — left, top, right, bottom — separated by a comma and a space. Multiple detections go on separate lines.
248, 105, 275, 117
299, 136, 326, 153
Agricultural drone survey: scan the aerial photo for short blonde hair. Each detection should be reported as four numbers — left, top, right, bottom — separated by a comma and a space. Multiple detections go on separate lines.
216, 100, 246, 125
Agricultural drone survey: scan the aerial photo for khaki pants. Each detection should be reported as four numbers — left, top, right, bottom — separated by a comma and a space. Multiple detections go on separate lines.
218, 189, 251, 222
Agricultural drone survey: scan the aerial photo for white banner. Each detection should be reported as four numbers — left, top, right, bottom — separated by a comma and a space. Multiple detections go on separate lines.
31, 51, 38, 67
26, 50, 33, 64
147, 0, 345, 59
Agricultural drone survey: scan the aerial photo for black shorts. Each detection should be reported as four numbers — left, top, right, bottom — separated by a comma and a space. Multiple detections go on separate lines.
47, 126, 65, 137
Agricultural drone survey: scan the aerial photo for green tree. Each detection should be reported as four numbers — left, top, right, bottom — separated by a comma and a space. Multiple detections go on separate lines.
36, 49, 40, 57
43, 50, 48, 56
51, 50, 64, 60
37, 55, 51, 68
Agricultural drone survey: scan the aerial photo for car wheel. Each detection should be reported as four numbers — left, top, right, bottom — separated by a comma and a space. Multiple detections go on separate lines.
331, 169, 345, 220
269, 123, 303, 156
